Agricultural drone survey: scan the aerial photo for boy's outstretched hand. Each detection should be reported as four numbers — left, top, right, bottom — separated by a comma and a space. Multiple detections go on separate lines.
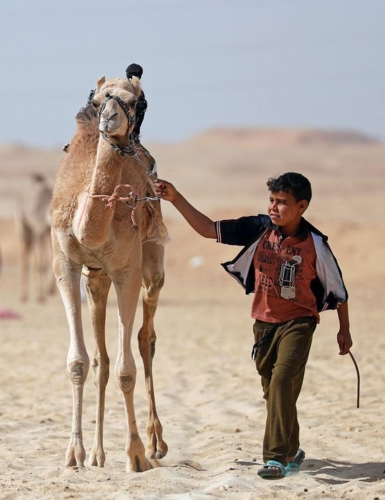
154, 179, 178, 203
153, 179, 216, 239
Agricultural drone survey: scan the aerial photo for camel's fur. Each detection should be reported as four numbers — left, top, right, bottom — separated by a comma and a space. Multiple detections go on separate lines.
50, 75, 168, 472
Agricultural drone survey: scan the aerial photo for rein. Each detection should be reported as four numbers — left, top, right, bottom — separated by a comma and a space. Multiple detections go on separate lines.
87, 184, 159, 229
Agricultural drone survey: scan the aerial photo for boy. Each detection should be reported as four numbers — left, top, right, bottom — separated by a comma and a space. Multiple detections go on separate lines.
154, 172, 353, 479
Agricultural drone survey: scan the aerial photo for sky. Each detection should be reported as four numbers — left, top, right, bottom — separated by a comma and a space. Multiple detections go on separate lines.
1, 0, 384, 148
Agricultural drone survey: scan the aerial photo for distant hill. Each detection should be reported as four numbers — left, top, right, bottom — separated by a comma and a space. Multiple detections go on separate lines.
189, 127, 380, 147
0, 126, 383, 221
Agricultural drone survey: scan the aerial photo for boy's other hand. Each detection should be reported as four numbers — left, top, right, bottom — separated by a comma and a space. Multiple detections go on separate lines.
337, 329, 353, 355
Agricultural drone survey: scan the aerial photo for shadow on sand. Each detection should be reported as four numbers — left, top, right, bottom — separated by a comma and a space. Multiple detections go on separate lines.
235, 458, 385, 484
303, 458, 385, 484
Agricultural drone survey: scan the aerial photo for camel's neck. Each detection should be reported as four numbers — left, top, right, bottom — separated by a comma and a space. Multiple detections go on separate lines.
73, 139, 125, 248
90, 142, 125, 196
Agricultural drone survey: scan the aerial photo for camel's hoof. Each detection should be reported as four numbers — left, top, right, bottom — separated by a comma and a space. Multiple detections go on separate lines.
155, 450, 166, 460
146, 441, 168, 460
65, 443, 86, 469
88, 451, 106, 468
126, 455, 153, 473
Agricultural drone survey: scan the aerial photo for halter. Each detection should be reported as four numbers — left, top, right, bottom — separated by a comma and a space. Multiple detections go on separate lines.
99, 92, 136, 157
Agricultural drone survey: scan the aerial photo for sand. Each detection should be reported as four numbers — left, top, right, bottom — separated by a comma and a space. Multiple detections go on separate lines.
0, 128, 384, 499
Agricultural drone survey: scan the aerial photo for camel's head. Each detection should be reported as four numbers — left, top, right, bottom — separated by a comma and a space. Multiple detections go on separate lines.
92, 77, 138, 142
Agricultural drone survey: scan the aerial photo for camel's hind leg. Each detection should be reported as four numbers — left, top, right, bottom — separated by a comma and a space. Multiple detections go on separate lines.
83, 267, 112, 468
139, 241, 168, 460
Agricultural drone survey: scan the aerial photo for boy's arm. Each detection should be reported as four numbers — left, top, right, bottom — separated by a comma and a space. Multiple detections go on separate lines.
154, 180, 216, 239
336, 301, 353, 355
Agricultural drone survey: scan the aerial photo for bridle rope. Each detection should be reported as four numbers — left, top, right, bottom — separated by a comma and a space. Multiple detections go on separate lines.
86, 91, 161, 229
87, 183, 159, 230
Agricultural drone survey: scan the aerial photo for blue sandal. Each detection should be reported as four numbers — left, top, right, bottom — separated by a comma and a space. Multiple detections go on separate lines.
257, 460, 286, 479
286, 448, 305, 476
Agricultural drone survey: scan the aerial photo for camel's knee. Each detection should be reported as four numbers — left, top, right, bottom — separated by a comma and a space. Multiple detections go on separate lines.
153, 272, 165, 290
68, 361, 88, 385
143, 272, 165, 299
83, 267, 111, 299
117, 374, 136, 394
138, 328, 156, 359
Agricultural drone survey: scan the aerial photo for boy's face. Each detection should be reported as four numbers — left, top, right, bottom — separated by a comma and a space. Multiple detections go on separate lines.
267, 190, 308, 230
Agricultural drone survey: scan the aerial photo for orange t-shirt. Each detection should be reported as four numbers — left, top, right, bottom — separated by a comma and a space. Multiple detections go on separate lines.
251, 229, 320, 323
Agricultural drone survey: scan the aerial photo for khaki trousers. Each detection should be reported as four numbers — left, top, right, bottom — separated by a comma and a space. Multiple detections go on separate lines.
253, 316, 316, 465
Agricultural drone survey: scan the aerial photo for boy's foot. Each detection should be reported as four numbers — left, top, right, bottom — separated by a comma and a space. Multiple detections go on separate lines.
285, 448, 305, 476
257, 460, 286, 479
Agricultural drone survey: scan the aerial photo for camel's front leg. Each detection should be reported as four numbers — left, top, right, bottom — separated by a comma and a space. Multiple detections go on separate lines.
52, 242, 89, 468
83, 268, 112, 467
140, 241, 168, 460
114, 268, 153, 472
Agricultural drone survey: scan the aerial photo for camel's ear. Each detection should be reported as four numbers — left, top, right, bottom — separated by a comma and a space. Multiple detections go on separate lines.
96, 76, 106, 92
130, 75, 142, 91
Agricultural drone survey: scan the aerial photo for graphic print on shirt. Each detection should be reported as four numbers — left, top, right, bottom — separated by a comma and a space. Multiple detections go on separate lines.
252, 229, 318, 322
256, 233, 307, 303
278, 255, 302, 299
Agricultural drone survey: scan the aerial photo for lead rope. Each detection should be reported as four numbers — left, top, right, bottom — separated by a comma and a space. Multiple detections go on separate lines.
348, 350, 360, 408
87, 184, 159, 229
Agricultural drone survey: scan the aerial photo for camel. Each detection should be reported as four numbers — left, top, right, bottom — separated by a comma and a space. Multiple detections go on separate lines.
17, 173, 56, 302
50, 75, 169, 472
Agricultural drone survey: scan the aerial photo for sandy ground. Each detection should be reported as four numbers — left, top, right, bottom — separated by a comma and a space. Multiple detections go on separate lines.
0, 129, 384, 499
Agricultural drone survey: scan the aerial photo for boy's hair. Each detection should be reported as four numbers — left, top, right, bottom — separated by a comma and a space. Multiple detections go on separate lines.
267, 172, 312, 203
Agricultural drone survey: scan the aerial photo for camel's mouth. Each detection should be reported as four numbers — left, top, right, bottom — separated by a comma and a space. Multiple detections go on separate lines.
99, 113, 121, 135
99, 114, 121, 137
